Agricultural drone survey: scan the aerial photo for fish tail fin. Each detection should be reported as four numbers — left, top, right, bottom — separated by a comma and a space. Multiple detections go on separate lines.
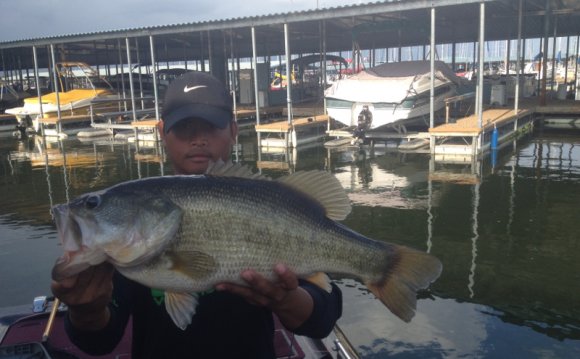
364, 245, 442, 322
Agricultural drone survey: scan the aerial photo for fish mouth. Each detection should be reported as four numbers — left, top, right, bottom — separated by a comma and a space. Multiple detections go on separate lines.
51, 203, 106, 280
52, 204, 81, 251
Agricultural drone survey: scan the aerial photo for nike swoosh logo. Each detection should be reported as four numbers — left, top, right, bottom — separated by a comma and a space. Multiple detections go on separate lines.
183, 85, 207, 93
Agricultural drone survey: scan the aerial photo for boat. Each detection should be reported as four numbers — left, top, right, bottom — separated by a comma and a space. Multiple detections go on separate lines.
324, 60, 465, 133
0, 115, 18, 137
5, 62, 120, 137
0, 296, 358, 359
0, 81, 30, 114
269, 54, 349, 100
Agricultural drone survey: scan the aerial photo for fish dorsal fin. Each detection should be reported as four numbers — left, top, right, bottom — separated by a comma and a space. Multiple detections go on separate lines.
276, 171, 351, 221
205, 160, 268, 180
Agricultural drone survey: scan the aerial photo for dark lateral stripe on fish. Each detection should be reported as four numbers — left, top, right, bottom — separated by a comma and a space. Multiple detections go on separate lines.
110, 175, 331, 221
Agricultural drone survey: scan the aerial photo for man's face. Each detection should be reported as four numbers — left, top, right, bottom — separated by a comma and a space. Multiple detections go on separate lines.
160, 117, 238, 175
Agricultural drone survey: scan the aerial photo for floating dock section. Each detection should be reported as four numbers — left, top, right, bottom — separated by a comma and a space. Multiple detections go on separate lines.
429, 98, 580, 162
429, 108, 534, 161
255, 114, 329, 148
235, 106, 284, 128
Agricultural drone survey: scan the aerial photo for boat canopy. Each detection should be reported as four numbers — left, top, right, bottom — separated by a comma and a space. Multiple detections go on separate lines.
324, 60, 463, 104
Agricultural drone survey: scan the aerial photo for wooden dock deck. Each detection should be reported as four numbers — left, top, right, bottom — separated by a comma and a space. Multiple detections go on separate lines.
429, 108, 532, 136
428, 97, 579, 159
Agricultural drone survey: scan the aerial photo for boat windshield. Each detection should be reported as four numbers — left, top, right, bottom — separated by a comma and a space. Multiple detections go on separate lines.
56, 62, 114, 92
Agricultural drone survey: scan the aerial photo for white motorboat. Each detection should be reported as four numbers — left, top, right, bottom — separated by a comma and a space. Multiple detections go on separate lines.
5, 62, 120, 137
0, 81, 30, 113
325, 61, 465, 132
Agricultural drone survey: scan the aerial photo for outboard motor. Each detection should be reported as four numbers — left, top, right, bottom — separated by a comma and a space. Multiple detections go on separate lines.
16, 116, 32, 139
353, 105, 373, 140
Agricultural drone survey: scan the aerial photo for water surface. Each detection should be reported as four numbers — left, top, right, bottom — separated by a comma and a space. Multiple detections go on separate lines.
1, 128, 579, 358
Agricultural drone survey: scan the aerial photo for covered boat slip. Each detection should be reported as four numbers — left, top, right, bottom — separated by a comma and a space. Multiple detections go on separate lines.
2, 1, 580, 143
1, 0, 580, 171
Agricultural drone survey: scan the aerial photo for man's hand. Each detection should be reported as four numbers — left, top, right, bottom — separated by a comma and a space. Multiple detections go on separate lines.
51, 261, 114, 330
215, 264, 314, 330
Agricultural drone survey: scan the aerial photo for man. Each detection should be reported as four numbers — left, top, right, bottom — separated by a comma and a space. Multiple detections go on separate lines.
51, 71, 342, 358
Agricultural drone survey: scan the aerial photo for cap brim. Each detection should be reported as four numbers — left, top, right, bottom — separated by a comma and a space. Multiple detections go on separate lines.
163, 103, 231, 133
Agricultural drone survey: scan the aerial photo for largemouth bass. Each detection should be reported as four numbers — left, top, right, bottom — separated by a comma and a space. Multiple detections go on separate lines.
52, 162, 442, 330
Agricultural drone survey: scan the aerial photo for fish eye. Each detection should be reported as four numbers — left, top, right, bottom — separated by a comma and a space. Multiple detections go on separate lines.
85, 195, 101, 209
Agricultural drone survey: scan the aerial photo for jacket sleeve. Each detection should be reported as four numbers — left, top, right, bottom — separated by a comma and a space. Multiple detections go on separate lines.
291, 279, 343, 338
64, 272, 131, 355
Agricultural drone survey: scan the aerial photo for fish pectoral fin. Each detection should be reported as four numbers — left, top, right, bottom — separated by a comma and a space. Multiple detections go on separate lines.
305, 272, 332, 293
167, 250, 218, 280
165, 292, 198, 330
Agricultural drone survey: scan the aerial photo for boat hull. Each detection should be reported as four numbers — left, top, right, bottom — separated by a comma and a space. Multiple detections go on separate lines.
324, 61, 464, 131
327, 86, 456, 130
0, 306, 351, 359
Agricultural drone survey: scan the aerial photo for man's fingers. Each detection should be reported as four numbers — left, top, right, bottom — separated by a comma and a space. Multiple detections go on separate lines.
216, 282, 269, 307
51, 263, 114, 307
55, 275, 79, 290
217, 266, 299, 307
273, 264, 298, 290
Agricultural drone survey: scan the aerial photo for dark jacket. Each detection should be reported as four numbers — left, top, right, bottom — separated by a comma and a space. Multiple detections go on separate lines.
65, 272, 342, 358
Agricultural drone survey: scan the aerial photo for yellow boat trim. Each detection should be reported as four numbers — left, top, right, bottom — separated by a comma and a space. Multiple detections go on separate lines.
24, 89, 112, 106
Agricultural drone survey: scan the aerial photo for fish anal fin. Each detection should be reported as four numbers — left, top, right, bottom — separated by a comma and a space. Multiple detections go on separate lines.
168, 250, 218, 280
276, 171, 351, 221
165, 292, 198, 330
305, 272, 332, 293
364, 245, 442, 323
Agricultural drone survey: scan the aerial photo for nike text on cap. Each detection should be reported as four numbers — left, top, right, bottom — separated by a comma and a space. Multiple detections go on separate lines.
161, 71, 233, 134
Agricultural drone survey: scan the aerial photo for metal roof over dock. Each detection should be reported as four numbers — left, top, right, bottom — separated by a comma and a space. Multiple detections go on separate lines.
2, 0, 580, 71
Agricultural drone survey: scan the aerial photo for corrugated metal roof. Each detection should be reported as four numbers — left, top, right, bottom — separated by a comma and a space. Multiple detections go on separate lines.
0, 2, 383, 45
1, 1, 500, 46
1, 0, 579, 72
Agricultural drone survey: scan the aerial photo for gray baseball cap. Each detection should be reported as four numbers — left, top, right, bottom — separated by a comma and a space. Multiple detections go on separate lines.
161, 71, 233, 133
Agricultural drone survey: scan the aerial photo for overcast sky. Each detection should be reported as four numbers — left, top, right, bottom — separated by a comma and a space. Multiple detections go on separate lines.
0, 0, 364, 42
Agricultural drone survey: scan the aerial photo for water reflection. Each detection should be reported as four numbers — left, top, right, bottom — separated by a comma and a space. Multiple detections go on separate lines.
1, 130, 579, 357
